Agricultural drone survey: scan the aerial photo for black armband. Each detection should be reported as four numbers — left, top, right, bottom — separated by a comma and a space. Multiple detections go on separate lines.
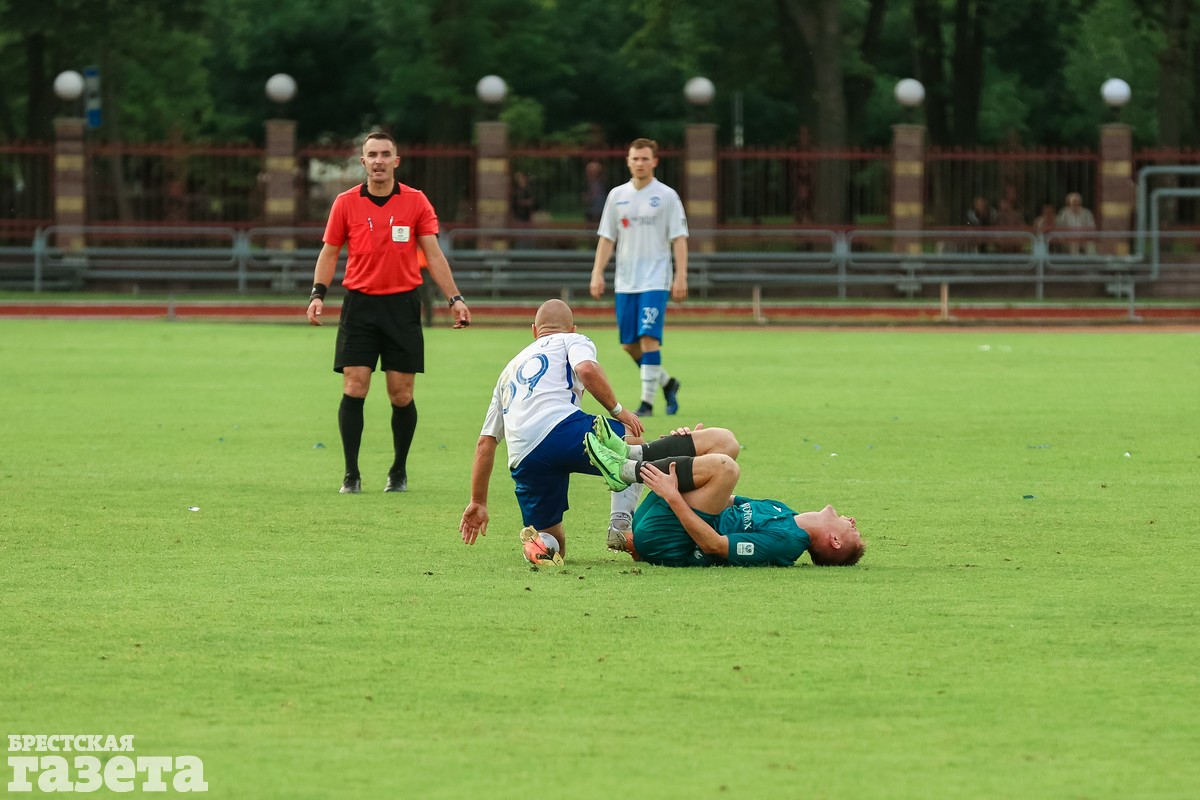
309, 283, 328, 302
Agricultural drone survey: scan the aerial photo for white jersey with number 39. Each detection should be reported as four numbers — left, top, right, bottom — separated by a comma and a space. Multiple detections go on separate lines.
480, 332, 598, 468
597, 177, 688, 294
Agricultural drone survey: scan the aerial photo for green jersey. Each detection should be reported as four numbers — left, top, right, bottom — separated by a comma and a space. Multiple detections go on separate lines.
632, 494, 812, 567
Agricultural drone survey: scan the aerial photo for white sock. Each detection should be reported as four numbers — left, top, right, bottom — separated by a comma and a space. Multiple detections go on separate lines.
658, 368, 672, 387
626, 443, 644, 460
610, 483, 642, 527
640, 364, 660, 404
619, 460, 640, 484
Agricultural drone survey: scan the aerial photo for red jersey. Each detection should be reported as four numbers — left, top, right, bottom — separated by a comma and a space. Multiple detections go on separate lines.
323, 182, 440, 295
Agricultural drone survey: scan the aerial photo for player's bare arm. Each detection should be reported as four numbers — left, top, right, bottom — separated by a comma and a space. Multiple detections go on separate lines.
640, 462, 729, 559
670, 236, 688, 303
419, 234, 471, 329
306, 243, 342, 326
574, 359, 645, 439
590, 237, 615, 299
460, 435, 499, 544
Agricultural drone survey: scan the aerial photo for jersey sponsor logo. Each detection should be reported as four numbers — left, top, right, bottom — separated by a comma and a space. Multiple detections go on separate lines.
650, 196, 661, 207
740, 502, 753, 529
736, 542, 755, 556
621, 217, 630, 228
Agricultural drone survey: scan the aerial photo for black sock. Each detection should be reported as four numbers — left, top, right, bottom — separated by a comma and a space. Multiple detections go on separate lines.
389, 401, 417, 477
338, 394, 365, 478
642, 434, 698, 461
635, 456, 696, 492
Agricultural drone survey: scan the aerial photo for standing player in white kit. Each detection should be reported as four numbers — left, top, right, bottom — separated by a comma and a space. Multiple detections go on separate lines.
589, 138, 689, 418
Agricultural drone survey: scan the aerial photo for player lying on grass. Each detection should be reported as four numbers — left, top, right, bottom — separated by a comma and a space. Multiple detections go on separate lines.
459, 299, 645, 567
584, 419, 865, 567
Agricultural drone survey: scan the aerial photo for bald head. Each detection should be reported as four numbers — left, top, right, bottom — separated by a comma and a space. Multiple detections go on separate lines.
533, 299, 576, 337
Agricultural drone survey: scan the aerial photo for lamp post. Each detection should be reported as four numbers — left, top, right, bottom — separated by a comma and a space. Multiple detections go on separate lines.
475, 75, 509, 243
52, 70, 88, 258
263, 73, 298, 263
891, 79, 927, 264
1098, 78, 1133, 257
683, 76, 717, 259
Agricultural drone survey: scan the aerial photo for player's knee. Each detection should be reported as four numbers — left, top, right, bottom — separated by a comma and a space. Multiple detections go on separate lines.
697, 427, 740, 459
712, 428, 741, 458
343, 378, 370, 397
722, 457, 741, 482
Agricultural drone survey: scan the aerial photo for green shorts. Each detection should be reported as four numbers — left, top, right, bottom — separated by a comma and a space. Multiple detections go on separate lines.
631, 493, 720, 567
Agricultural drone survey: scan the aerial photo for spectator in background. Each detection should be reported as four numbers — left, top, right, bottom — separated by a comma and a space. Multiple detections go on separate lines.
996, 197, 1025, 228
583, 161, 606, 223
1033, 203, 1060, 254
995, 197, 1027, 253
511, 171, 536, 224
1057, 192, 1096, 254
1034, 203, 1057, 235
966, 195, 997, 227
966, 195, 997, 253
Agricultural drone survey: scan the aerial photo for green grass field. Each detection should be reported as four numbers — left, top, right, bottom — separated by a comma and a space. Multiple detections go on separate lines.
2, 319, 1198, 799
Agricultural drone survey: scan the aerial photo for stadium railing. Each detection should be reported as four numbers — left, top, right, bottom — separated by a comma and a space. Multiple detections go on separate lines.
4, 224, 1190, 303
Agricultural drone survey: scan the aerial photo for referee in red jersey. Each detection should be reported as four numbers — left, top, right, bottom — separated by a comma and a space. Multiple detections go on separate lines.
306, 131, 471, 494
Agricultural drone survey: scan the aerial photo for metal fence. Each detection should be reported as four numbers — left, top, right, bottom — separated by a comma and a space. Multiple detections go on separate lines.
4, 139, 1200, 246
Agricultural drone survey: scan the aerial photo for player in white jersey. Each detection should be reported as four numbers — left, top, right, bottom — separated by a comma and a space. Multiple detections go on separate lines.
590, 138, 689, 418
459, 300, 645, 566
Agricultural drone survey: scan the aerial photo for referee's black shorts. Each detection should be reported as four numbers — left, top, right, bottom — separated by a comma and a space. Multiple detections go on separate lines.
334, 289, 424, 374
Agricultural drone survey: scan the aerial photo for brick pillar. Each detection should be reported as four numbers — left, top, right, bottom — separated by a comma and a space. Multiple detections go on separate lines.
264, 119, 298, 250
53, 117, 86, 252
475, 121, 509, 249
1098, 123, 1134, 256
685, 123, 717, 254
891, 124, 926, 254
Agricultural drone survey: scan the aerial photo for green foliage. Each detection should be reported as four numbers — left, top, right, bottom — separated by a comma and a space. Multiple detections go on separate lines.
1060, 0, 1163, 143
0, 0, 1196, 146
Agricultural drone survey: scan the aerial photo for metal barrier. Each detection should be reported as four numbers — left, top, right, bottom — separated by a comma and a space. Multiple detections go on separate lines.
3, 224, 1195, 304
31, 226, 241, 292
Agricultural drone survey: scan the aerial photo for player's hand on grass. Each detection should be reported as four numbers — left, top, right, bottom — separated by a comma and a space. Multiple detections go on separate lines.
306, 298, 324, 326
615, 407, 644, 439
460, 503, 489, 544
640, 461, 681, 503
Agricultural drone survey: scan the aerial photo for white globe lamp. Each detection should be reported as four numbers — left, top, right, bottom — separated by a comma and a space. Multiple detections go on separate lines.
684, 77, 716, 107
1100, 78, 1131, 109
895, 79, 925, 108
265, 73, 297, 104
54, 71, 85, 101
476, 75, 508, 105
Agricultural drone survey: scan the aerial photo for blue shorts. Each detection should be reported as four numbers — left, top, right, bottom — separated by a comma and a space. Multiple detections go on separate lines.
615, 291, 669, 346
511, 410, 627, 530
